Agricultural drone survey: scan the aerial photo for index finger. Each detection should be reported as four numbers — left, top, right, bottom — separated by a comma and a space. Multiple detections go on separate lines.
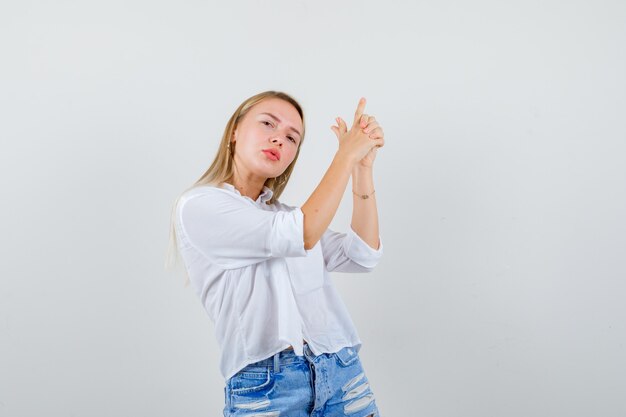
353, 97, 367, 126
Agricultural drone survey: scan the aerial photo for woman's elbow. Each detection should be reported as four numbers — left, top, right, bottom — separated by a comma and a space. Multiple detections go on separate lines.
303, 237, 319, 251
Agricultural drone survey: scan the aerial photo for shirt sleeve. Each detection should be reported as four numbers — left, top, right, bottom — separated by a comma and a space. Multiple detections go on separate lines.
178, 189, 308, 269
319, 225, 384, 273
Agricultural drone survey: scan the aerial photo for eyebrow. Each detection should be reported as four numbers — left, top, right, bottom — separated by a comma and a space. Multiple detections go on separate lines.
258, 112, 302, 139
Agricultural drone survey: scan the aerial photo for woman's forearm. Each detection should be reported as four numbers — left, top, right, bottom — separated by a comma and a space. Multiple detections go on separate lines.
350, 165, 380, 249
301, 151, 355, 250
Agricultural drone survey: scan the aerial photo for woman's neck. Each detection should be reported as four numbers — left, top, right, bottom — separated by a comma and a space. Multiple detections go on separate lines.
228, 175, 266, 201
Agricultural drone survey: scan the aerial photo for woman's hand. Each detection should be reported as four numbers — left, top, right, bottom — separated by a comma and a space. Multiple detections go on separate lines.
331, 99, 384, 168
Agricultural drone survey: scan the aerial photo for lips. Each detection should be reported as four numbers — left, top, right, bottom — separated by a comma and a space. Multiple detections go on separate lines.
262, 149, 281, 161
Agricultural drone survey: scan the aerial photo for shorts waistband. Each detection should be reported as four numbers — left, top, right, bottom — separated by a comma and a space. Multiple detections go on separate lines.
241, 343, 309, 373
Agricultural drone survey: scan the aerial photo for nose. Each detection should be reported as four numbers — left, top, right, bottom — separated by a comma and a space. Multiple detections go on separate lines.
270, 136, 283, 146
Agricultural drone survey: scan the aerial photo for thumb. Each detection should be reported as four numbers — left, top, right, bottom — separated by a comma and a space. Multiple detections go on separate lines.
330, 125, 340, 140
337, 117, 348, 134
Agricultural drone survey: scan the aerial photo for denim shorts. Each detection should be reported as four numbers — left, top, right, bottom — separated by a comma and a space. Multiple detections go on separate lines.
223, 343, 380, 417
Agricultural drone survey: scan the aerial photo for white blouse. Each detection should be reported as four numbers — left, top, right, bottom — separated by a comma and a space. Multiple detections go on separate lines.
174, 182, 384, 380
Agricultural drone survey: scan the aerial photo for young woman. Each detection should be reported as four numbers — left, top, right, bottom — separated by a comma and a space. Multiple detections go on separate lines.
168, 90, 385, 416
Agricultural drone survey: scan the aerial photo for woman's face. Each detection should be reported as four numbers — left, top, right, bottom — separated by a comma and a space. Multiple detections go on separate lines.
231, 98, 303, 181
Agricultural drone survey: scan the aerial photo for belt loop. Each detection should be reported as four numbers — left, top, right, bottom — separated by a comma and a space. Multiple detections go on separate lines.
273, 352, 280, 373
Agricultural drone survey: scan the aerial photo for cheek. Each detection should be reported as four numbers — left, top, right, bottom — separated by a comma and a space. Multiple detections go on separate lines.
285, 147, 298, 163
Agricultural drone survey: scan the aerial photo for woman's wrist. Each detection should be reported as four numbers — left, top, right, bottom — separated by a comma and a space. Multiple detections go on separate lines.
351, 164, 375, 196
352, 189, 375, 199
352, 164, 373, 174
336, 148, 359, 168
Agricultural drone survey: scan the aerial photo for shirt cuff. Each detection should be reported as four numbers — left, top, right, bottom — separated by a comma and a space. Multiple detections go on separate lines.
342, 226, 384, 268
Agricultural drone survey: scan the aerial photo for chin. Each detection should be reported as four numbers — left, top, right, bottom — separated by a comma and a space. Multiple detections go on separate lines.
257, 169, 282, 180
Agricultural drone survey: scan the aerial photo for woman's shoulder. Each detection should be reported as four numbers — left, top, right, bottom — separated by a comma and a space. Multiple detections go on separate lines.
177, 183, 299, 212
180, 184, 232, 200
175, 184, 234, 216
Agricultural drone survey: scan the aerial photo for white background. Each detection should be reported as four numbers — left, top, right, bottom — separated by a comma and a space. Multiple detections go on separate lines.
1, 0, 625, 416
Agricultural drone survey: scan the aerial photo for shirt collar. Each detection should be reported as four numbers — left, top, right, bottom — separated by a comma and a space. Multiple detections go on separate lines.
219, 182, 274, 204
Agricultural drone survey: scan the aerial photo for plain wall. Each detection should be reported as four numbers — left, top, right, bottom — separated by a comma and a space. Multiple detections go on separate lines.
1, 0, 625, 416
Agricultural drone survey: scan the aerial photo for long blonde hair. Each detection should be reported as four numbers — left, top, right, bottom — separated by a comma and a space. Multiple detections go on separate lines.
164, 91, 306, 285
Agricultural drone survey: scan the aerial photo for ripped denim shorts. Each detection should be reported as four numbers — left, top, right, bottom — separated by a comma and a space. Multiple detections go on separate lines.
223, 342, 380, 417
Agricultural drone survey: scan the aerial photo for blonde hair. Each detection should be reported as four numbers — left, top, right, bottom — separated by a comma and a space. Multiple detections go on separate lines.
164, 90, 306, 286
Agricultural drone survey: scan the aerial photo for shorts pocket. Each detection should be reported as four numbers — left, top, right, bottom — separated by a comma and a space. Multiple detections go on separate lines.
229, 369, 274, 395
333, 346, 360, 367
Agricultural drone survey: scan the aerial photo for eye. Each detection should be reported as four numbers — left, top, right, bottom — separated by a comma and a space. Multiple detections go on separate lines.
262, 120, 297, 144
